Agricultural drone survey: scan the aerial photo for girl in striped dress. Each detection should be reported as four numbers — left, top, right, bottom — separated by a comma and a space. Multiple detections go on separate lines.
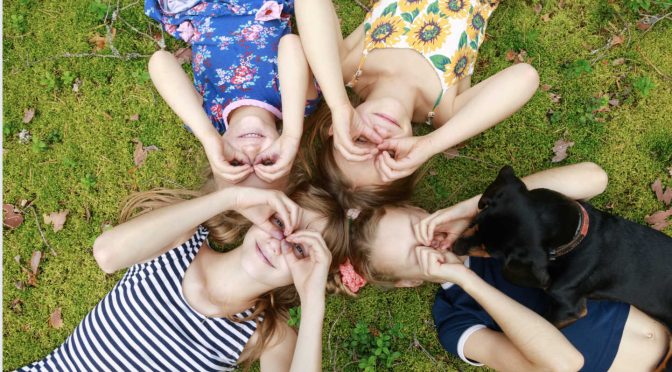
18, 181, 343, 371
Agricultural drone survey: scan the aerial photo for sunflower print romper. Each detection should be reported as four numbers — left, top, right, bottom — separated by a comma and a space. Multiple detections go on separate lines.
348, 0, 499, 124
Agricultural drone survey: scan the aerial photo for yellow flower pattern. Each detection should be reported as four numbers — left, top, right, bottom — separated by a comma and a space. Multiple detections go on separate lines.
407, 13, 450, 54
360, 0, 497, 92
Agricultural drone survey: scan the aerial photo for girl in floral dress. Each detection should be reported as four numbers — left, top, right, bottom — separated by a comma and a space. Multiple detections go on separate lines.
295, 0, 540, 208
146, 0, 321, 190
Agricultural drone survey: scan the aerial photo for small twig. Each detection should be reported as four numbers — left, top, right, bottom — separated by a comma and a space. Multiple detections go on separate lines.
58, 52, 151, 60
328, 311, 344, 372
636, 46, 672, 80
119, 0, 140, 12
352, 0, 370, 12
642, 10, 672, 34
30, 206, 57, 256
412, 334, 438, 364
118, 15, 165, 48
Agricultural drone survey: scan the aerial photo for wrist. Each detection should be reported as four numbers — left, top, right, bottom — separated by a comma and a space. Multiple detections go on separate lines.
457, 269, 481, 292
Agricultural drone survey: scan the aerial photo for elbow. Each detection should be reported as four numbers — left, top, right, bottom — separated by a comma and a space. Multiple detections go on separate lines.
147, 50, 175, 79
544, 351, 584, 372
514, 63, 540, 92
579, 162, 609, 196
93, 233, 118, 274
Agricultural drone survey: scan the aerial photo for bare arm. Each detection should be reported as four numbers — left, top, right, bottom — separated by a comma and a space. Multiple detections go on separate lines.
277, 34, 309, 140
419, 249, 584, 372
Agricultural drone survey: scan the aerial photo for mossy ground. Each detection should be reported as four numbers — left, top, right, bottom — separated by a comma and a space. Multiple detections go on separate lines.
3, 0, 671, 370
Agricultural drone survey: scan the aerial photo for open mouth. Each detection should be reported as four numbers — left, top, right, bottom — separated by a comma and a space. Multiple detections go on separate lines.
238, 132, 266, 138
256, 242, 275, 268
373, 113, 400, 127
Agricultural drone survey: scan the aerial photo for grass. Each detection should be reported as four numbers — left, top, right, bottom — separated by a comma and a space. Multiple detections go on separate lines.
3, 0, 672, 370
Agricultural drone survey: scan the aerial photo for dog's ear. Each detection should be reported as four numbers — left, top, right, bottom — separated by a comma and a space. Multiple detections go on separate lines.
479, 166, 529, 209
503, 247, 550, 288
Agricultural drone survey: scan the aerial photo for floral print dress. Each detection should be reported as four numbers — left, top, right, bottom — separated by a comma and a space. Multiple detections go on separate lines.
146, 0, 321, 133
347, 0, 498, 123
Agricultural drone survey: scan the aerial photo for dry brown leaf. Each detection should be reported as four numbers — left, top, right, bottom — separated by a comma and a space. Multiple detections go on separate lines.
652, 178, 664, 201
645, 209, 672, 230
15, 281, 25, 290
3, 204, 24, 229
133, 140, 159, 167
89, 34, 107, 51
636, 21, 651, 31
608, 98, 620, 106
443, 148, 460, 160
612, 58, 625, 66
551, 139, 574, 163
48, 307, 64, 329
44, 210, 69, 232
548, 93, 562, 103
533, 3, 542, 15
173, 47, 192, 65
541, 13, 551, 22
10, 299, 23, 314
23, 108, 35, 124
128, 114, 139, 121
541, 84, 552, 91
30, 251, 42, 275
663, 188, 672, 206
609, 34, 624, 47
505, 50, 516, 62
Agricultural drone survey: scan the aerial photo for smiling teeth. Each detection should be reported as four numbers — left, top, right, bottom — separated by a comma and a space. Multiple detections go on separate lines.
240, 133, 264, 138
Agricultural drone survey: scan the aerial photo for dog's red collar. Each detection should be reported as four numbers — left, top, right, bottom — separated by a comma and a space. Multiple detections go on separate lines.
550, 203, 590, 260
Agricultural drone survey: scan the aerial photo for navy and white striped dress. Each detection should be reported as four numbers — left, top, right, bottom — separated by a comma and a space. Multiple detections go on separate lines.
19, 226, 258, 372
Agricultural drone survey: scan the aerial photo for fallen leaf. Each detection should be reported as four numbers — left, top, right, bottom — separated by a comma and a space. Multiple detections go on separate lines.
608, 98, 620, 106
89, 34, 107, 51
10, 299, 23, 314
541, 13, 552, 22
44, 210, 69, 232
609, 34, 624, 47
23, 108, 35, 124
645, 209, 672, 230
663, 188, 672, 206
14, 255, 21, 265
20, 199, 29, 207
173, 47, 192, 65
652, 178, 664, 202
133, 140, 160, 167
48, 307, 64, 329
15, 281, 25, 290
548, 93, 562, 103
128, 114, 139, 121
505, 50, 517, 62
551, 139, 574, 163
636, 20, 651, 31
30, 251, 42, 275
612, 58, 625, 66
515, 50, 528, 64
443, 148, 460, 160
428, 169, 437, 176
3, 204, 24, 229
541, 84, 552, 91
533, 3, 542, 15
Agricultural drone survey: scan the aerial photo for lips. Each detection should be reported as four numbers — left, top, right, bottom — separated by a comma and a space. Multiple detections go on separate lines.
238, 132, 265, 138
373, 113, 399, 127
256, 242, 275, 268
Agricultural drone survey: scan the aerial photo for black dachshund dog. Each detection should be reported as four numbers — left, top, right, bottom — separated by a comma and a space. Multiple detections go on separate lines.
453, 165, 672, 331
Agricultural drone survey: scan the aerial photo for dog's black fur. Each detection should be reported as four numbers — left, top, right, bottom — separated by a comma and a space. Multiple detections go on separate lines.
453, 165, 672, 330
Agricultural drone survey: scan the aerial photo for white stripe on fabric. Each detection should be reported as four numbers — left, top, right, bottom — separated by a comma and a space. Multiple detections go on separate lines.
457, 324, 487, 366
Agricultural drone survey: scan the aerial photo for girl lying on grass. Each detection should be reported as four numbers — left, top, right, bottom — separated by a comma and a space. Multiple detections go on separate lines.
146, 0, 320, 190
18, 180, 345, 371
332, 163, 669, 371
296, 0, 539, 207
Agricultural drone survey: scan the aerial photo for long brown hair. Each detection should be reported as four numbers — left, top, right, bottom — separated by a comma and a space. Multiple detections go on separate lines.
118, 175, 347, 367
300, 103, 422, 210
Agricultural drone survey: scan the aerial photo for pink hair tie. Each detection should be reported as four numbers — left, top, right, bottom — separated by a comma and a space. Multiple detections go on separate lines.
339, 259, 367, 293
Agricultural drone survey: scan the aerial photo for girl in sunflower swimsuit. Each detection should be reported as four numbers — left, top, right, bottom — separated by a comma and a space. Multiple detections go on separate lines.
295, 0, 540, 208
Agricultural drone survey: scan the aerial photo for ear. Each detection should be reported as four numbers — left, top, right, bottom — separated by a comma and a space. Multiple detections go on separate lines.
328, 125, 334, 137
498, 165, 516, 179
503, 250, 550, 288
394, 279, 423, 288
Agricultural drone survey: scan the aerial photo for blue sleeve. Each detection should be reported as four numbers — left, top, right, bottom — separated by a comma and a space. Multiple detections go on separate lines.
432, 287, 494, 361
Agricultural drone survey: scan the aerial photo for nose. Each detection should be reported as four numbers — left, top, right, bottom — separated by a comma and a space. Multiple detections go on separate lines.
265, 238, 282, 256
240, 144, 261, 162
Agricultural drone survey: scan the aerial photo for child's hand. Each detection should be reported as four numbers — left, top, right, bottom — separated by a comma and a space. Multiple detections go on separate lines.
415, 246, 468, 284
375, 135, 433, 182
331, 104, 383, 161
253, 135, 300, 183
228, 186, 303, 238
413, 202, 476, 249
202, 135, 253, 184
282, 230, 332, 302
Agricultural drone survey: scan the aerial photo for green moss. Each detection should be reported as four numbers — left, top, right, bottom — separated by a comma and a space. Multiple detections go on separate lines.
3, 0, 672, 370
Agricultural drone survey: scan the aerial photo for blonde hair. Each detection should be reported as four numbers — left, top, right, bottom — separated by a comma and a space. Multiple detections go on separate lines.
118, 174, 346, 367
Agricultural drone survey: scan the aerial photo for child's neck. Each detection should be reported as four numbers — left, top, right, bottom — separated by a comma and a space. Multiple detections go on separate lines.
228, 106, 277, 132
